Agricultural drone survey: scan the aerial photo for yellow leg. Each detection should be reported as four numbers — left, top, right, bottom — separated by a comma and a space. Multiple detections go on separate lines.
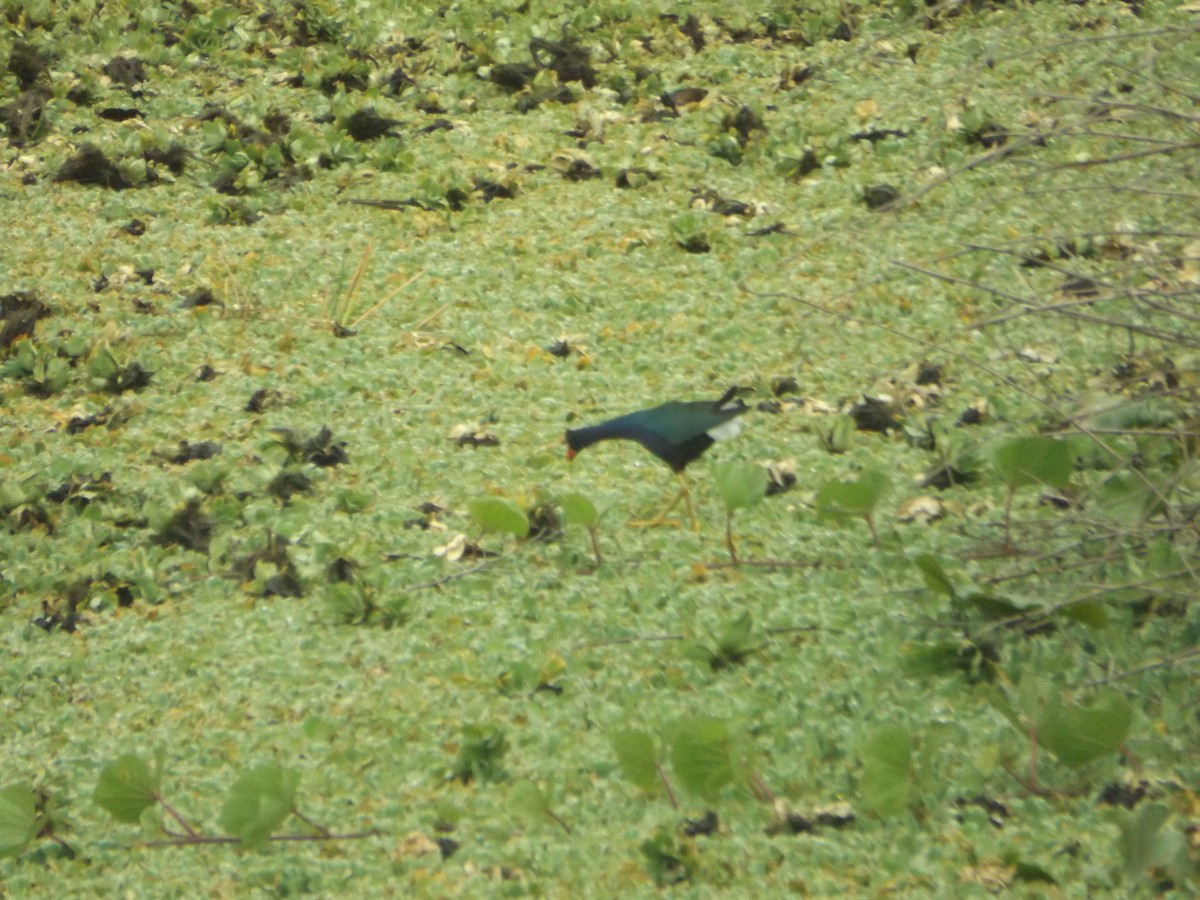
629, 473, 699, 531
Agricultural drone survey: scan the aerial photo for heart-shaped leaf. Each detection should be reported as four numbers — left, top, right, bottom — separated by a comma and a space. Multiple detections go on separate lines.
1037, 691, 1132, 768
467, 496, 529, 538
669, 717, 741, 802
913, 553, 955, 598
859, 725, 914, 817
612, 730, 661, 794
0, 784, 40, 857
94, 754, 161, 824
712, 461, 768, 511
817, 469, 890, 519
558, 492, 598, 528
993, 436, 1071, 491
219, 764, 299, 849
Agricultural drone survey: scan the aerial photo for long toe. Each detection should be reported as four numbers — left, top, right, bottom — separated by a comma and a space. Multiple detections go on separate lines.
629, 515, 685, 529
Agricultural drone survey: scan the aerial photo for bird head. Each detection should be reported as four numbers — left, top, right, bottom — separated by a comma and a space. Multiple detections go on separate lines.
564, 430, 581, 462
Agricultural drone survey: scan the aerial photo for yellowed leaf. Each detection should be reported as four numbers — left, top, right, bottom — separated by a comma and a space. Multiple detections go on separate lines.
896, 496, 945, 524
394, 832, 441, 860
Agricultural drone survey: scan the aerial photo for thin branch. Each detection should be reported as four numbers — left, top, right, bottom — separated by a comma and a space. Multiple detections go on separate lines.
743, 281, 1188, 517
741, 282, 1118, 453
1085, 647, 1200, 687
1058, 97, 1200, 125
392, 551, 514, 594
1055, 129, 1199, 146
749, 770, 776, 804
890, 259, 1040, 309
1044, 140, 1200, 170
292, 809, 333, 838
705, 558, 832, 570
975, 571, 1194, 638
545, 809, 572, 836
764, 625, 821, 637
895, 257, 1200, 346
1032, 25, 1200, 53
140, 829, 382, 848
889, 132, 1051, 210
574, 624, 822, 651
657, 763, 678, 810
159, 798, 199, 838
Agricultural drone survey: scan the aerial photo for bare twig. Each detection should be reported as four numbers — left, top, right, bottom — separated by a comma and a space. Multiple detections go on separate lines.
546, 809, 573, 836
1044, 140, 1200, 170
574, 623, 821, 651
141, 829, 382, 848
1085, 647, 1200, 687
705, 558, 831, 570
159, 799, 199, 838
658, 764, 678, 810
974, 570, 1194, 638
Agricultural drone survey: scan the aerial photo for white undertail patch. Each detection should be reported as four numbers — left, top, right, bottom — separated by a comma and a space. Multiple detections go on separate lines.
707, 418, 743, 441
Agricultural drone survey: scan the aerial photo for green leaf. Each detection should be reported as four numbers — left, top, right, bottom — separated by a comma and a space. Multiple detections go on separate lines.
1118, 803, 1189, 884
913, 553, 955, 598
816, 469, 889, 519
817, 414, 855, 454
508, 781, 550, 825
452, 724, 508, 783
718, 611, 755, 652
682, 640, 718, 667
987, 684, 1023, 732
1059, 600, 1108, 629
1015, 675, 1050, 722
558, 492, 597, 528
686, 614, 760, 670
859, 725, 914, 817
0, 339, 35, 378
1090, 398, 1175, 430
640, 827, 695, 886
993, 436, 1071, 491
0, 784, 40, 857
1094, 471, 1167, 524
668, 210, 709, 243
1000, 850, 1058, 885
324, 581, 371, 625
712, 461, 768, 511
900, 642, 966, 678
94, 754, 161, 823
1145, 536, 1186, 580
499, 660, 538, 694
669, 717, 739, 802
710, 612, 760, 669
0, 482, 29, 511
1036, 691, 1132, 768
612, 731, 660, 794
467, 496, 529, 538
219, 764, 299, 849
1118, 802, 1168, 880
87, 344, 120, 380
964, 592, 1025, 620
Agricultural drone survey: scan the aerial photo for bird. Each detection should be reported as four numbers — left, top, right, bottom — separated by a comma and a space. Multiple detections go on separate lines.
565, 387, 747, 530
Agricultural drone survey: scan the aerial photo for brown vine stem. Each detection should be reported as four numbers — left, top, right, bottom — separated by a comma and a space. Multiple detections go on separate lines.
159, 799, 199, 838
140, 828, 382, 849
